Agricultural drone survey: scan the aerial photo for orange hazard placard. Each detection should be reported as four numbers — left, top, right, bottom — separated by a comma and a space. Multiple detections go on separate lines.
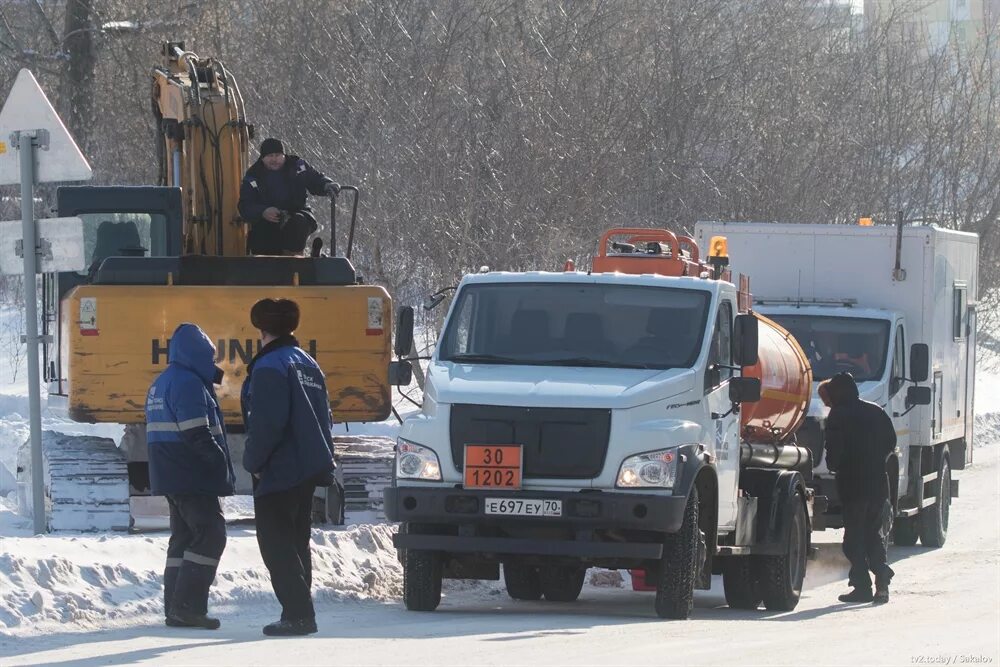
464, 445, 523, 490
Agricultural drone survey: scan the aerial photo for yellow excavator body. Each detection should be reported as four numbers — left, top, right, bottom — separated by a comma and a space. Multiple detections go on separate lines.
62, 284, 392, 425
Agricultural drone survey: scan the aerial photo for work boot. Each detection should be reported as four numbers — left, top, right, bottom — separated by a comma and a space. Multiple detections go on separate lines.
167, 609, 222, 630
262, 618, 318, 636
838, 587, 874, 603
873, 585, 890, 605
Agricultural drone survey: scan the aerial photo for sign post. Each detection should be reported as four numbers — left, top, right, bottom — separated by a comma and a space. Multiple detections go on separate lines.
0, 69, 92, 533
17, 130, 44, 534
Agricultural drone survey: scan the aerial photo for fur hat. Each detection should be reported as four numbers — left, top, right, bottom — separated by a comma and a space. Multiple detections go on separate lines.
250, 298, 300, 337
259, 138, 284, 157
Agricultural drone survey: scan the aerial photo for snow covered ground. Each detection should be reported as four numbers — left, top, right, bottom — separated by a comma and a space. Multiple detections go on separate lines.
0, 329, 998, 664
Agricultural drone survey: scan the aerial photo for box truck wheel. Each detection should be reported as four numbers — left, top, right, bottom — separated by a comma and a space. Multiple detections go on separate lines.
503, 563, 543, 601
919, 456, 951, 548
755, 491, 808, 611
540, 565, 586, 602
722, 557, 762, 610
403, 549, 442, 612
654, 487, 699, 620
891, 514, 919, 546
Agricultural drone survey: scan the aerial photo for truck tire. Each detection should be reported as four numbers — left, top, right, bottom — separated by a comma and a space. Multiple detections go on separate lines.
722, 557, 761, 610
540, 566, 586, 602
891, 515, 919, 546
503, 563, 543, 601
654, 487, 699, 620
755, 492, 807, 612
403, 549, 442, 612
919, 456, 951, 548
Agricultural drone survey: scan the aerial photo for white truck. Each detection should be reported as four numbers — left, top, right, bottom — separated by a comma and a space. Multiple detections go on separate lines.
387, 228, 820, 619
694, 221, 979, 547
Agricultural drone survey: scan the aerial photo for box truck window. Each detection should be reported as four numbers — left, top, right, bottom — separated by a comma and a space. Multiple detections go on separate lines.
953, 284, 967, 341
440, 283, 711, 370
767, 315, 890, 382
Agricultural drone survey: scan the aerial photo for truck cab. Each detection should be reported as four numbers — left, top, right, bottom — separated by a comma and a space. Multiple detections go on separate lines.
387, 229, 815, 619
756, 303, 919, 522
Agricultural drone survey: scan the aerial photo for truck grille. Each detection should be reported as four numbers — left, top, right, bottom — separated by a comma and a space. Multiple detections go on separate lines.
449, 404, 612, 478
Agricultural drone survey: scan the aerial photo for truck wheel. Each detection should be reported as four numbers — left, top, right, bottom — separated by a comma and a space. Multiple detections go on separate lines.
654, 487, 699, 620
755, 492, 808, 611
919, 457, 951, 548
722, 557, 762, 610
540, 566, 586, 602
503, 563, 543, 601
891, 515, 919, 546
403, 549, 442, 612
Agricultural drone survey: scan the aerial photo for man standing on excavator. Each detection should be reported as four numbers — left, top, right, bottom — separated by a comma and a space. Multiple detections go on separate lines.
238, 138, 340, 256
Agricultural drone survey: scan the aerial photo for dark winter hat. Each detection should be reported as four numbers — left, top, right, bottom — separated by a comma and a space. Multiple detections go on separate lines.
259, 138, 285, 156
250, 298, 300, 337
826, 372, 860, 407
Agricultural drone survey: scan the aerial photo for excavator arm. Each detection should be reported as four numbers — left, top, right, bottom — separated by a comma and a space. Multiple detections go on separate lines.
152, 41, 252, 257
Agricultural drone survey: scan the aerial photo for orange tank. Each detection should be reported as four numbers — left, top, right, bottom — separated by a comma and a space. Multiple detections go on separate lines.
740, 313, 812, 444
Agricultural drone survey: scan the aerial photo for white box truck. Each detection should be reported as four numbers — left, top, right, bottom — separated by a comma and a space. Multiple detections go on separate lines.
694, 221, 979, 547
387, 228, 821, 619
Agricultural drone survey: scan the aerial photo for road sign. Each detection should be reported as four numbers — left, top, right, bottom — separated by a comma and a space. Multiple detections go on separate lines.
0, 69, 92, 185
1, 69, 93, 533
0, 216, 85, 274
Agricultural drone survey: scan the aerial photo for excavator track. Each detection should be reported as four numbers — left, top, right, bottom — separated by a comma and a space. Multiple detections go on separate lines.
17, 431, 129, 532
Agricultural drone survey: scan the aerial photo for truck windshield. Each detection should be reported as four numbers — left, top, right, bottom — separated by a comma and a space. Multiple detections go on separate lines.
439, 282, 711, 370
767, 314, 890, 382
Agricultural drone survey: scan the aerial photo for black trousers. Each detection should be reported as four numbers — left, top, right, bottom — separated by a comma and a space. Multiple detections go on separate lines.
255, 482, 317, 621
248, 211, 317, 255
842, 498, 895, 590
164, 495, 227, 616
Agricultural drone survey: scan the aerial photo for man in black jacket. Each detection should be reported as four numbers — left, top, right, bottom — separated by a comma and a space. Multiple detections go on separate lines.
821, 372, 897, 604
238, 138, 340, 255
242, 298, 336, 636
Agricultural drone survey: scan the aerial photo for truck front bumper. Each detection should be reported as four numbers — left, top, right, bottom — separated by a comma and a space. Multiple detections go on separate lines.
386, 486, 688, 560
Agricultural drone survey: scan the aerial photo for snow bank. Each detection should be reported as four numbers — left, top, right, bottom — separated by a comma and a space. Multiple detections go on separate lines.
0, 523, 401, 636
975, 368, 1000, 448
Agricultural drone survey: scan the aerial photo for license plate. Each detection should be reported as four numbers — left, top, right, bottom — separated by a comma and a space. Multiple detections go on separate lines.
484, 498, 563, 517
464, 444, 523, 489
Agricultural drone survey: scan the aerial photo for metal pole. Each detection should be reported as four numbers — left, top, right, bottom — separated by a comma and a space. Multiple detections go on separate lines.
18, 131, 45, 534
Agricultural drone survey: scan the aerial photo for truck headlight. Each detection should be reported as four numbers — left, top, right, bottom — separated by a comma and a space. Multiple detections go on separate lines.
616, 448, 679, 489
396, 438, 442, 481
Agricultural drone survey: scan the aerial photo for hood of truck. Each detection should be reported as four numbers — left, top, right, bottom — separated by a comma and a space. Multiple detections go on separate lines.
426, 362, 697, 409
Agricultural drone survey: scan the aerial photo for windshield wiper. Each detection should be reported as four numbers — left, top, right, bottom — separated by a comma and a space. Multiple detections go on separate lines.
542, 357, 654, 369
445, 353, 521, 364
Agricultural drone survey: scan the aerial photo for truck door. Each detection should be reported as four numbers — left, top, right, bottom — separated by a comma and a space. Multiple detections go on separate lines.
887, 322, 909, 505
706, 300, 739, 528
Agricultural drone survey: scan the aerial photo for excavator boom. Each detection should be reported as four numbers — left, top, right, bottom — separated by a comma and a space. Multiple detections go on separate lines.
152, 41, 251, 256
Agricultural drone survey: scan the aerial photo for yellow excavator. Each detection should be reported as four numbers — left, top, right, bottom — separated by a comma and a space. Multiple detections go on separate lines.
22, 42, 411, 530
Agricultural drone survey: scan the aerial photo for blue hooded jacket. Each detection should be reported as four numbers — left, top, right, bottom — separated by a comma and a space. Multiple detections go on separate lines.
145, 324, 236, 496
241, 335, 335, 497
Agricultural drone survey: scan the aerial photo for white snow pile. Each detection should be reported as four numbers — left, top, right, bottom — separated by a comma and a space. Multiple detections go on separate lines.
975, 367, 1000, 448
0, 523, 401, 635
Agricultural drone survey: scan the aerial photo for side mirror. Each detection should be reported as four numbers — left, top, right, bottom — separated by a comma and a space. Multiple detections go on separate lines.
906, 385, 931, 407
729, 376, 761, 403
423, 294, 446, 311
422, 285, 457, 311
733, 314, 759, 367
388, 360, 413, 387
394, 306, 415, 357
909, 343, 929, 383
